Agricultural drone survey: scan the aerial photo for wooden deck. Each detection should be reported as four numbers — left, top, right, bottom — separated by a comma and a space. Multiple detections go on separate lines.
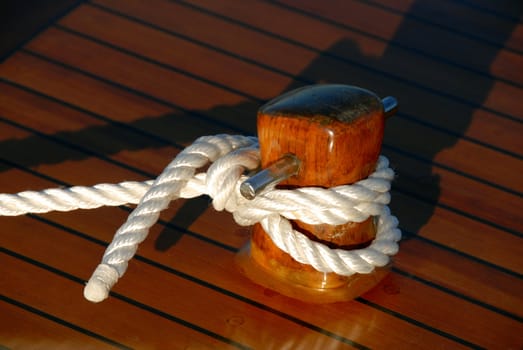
1, 0, 522, 348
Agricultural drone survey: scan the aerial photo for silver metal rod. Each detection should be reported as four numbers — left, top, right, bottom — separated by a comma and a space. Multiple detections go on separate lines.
240, 154, 301, 200
382, 96, 398, 118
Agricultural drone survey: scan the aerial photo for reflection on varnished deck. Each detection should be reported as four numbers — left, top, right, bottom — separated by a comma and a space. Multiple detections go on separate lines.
0, 0, 522, 349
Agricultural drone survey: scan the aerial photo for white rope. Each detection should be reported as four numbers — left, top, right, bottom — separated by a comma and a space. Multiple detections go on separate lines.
0, 134, 401, 302
0, 181, 153, 215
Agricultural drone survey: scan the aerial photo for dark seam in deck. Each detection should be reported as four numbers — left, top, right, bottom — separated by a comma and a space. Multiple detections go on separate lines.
0, 117, 155, 179
0, 79, 185, 151
355, 298, 485, 349
53, 24, 259, 103
392, 267, 523, 321
170, 0, 523, 122
393, 187, 522, 238
395, 112, 522, 160
404, 231, 523, 280
0, 295, 132, 350
353, 0, 523, 54
385, 145, 522, 198
265, 0, 523, 86
0, 248, 252, 350
18, 49, 247, 134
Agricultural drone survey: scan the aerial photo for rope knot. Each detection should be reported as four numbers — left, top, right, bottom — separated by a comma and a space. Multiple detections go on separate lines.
0, 134, 400, 302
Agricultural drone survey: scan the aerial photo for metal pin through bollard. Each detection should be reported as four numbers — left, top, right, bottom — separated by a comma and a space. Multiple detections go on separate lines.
240, 154, 301, 200
382, 96, 398, 118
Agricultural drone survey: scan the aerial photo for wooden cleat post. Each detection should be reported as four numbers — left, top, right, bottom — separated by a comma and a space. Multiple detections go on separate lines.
237, 84, 398, 303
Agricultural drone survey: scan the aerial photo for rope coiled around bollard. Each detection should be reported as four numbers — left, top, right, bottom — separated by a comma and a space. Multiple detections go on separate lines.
0, 134, 401, 302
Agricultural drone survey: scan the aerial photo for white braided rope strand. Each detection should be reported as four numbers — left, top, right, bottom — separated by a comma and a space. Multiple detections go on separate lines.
259, 205, 400, 276
205, 145, 260, 212
84, 135, 257, 302
0, 151, 393, 227
231, 156, 394, 226
0, 180, 153, 216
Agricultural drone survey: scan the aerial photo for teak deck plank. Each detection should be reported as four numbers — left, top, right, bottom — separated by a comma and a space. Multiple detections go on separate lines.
0, 299, 119, 350
1, 0, 521, 349
373, 0, 523, 52
90, 0, 523, 147
9, 26, 521, 206
275, 0, 523, 86
43, 3, 522, 190
0, 252, 240, 350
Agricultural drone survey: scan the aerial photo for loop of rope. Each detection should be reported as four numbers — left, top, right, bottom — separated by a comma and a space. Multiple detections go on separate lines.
0, 134, 401, 302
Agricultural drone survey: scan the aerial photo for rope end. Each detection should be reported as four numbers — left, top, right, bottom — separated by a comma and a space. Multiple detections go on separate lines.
83, 264, 119, 303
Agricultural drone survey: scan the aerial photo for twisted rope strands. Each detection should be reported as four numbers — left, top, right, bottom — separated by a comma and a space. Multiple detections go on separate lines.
0, 134, 401, 303
84, 135, 258, 302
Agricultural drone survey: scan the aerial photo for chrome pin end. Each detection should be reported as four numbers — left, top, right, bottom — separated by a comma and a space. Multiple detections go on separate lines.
382, 96, 398, 118
240, 154, 301, 200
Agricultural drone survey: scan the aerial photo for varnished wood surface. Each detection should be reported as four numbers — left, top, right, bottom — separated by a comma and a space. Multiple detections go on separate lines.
0, 0, 521, 349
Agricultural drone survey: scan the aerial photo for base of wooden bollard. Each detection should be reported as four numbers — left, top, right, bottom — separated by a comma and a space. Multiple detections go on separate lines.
235, 224, 390, 304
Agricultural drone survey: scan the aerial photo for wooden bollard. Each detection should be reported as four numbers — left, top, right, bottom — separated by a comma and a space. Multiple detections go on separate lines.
237, 84, 397, 303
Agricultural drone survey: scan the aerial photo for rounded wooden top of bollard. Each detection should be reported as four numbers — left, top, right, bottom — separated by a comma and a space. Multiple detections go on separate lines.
260, 84, 383, 123
257, 84, 386, 187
